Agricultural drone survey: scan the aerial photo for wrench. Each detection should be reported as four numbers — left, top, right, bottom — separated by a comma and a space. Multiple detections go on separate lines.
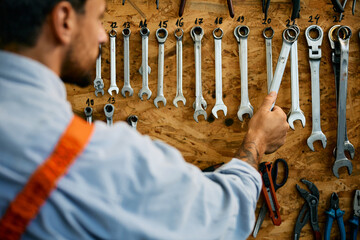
328, 25, 355, 159
173, 28, 186, 107
127, 115, 138, 130
211, 28, 227, 119
234, 25, 253, 121
104, 104, 114, 127
269, 27, 298, 109
154, 28, 168, 108
84, 106, 93, 124
263, 27, 274, 93
138, 27, 152, 100
108, 29, 119, 96
121, 28, 134, 97
288, 25, 306, 130
333, 26, 353, 178
305, 25, 327, 151
94, 44, 105, 96
190, 26, 207, 122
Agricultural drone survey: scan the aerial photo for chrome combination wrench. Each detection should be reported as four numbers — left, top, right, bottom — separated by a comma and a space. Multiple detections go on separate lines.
173, 28, 186, 107
305, 25, 327, 152
263, 27, 274, 93
328, 25, 355, 160
121, 28, 134, 97
108, 29, 119, 96
191, 26, 207, 122
211, 28, 227, 119
234, 25, 253, 121
269, 27, 298, 109
332, 26, 353, 178
288, 25, 306, 130
94, 44, 104, 96
154, 28, 168, 108
84, 106, 93, 124
104, 104, 114, 127
138, 27, 152, 100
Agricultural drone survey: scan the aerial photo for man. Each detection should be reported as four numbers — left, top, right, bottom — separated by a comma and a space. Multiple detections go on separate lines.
0, 0, 289, 239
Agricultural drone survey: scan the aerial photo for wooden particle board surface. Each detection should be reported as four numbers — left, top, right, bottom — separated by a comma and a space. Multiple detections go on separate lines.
67, 0, 360, 239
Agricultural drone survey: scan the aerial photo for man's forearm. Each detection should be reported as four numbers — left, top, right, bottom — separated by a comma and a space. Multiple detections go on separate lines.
235, 134, 265, 169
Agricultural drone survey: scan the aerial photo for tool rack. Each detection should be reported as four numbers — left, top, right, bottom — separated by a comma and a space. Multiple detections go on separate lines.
67, 0, 360, 239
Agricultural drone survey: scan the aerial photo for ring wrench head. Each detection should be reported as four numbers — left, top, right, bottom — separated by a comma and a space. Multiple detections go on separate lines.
156, 28, 168, 43
140, 27, 150, 37
337, 25, 352, 41
213, 27, 224, 39
84, 106, 93, 117
104, 104, 114, 118
127, 115, 138, 129
109, 29, 117, 37
263, 26, 274, 39
122, 28, 131, 37
305, 25, 324, 59
237, 25, 250, 38
174, 28, 184, 40
190, 26, 204, 42
283, 27, 298, 43
328, 25, 341, 49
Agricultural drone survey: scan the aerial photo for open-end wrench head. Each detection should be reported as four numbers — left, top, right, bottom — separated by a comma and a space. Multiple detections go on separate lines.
212, 104, 228, 119
194, 99, 207, 110
174, 28, 184, 41
333, 143, 355, 160
95, 89, 104, 97
104, 104, 114, 118
121, 86, 134, 97
190, 26, 204, 42
173, 95, 186, 107
263, 26, 274, 39
122, 28, 131, 37
332, 158, 353, 178
108, 86, 119, 96
237, 105, 254, 121
138, 87, 152, 100
287, 110, 306, 130
194, 110, 207, 122
156, 28, 168, 43
307, 132, 327, 151
154, 96, 166, 108
213, 28, 224, 39
140, 27, 150, 37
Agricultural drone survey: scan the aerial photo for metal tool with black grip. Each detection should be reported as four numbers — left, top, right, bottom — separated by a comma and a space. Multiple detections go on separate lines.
291, 0, 301, 20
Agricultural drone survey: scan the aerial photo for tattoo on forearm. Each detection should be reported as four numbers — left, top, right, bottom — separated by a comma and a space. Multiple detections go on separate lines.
236, 141, 260, 166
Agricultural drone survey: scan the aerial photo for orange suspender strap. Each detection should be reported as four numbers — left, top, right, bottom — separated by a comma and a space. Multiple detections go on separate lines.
0, 116, 94, 240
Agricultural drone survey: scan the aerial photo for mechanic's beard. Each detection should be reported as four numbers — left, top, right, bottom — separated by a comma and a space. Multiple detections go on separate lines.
60, 47, 92, 88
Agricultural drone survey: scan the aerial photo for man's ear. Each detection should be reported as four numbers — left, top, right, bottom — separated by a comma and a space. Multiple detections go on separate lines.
50, 1, 77, 45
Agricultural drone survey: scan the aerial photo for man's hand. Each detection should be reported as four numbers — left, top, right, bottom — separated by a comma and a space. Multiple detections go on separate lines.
235, 92, 289, 168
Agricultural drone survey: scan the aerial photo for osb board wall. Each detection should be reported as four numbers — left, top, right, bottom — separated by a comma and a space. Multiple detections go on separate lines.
66, 0, 360, 239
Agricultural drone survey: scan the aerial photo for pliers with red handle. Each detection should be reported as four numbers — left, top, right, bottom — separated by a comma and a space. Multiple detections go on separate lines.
179, 0, 234, 18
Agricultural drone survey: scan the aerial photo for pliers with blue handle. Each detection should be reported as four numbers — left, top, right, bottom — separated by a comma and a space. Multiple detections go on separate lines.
349, 190, 360, 240
324, 193, 346, 240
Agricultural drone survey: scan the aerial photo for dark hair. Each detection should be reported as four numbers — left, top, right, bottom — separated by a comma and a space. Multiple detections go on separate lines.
0, 0, 87, 48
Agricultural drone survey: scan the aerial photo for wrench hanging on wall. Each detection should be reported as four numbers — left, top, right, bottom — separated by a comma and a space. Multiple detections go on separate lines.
139, 27, 152, 100
154, 28, 168, 108
94, 44, 104, 96
328, 25, 355, 160
121, 28, 134, 98
173, 28, 186, 107
332, 26, 353, 178
191, 26, 207, 122
288, 25, 306, 130
212, 28, 227, 119
263, 27, 274, 93
234, 25, 253, 121
305, 25, 327, 152
108, 29, 119, 96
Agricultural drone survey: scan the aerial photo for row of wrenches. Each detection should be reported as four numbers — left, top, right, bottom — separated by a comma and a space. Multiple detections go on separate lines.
93, 26, 263, 123
267, 24, 355, 178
